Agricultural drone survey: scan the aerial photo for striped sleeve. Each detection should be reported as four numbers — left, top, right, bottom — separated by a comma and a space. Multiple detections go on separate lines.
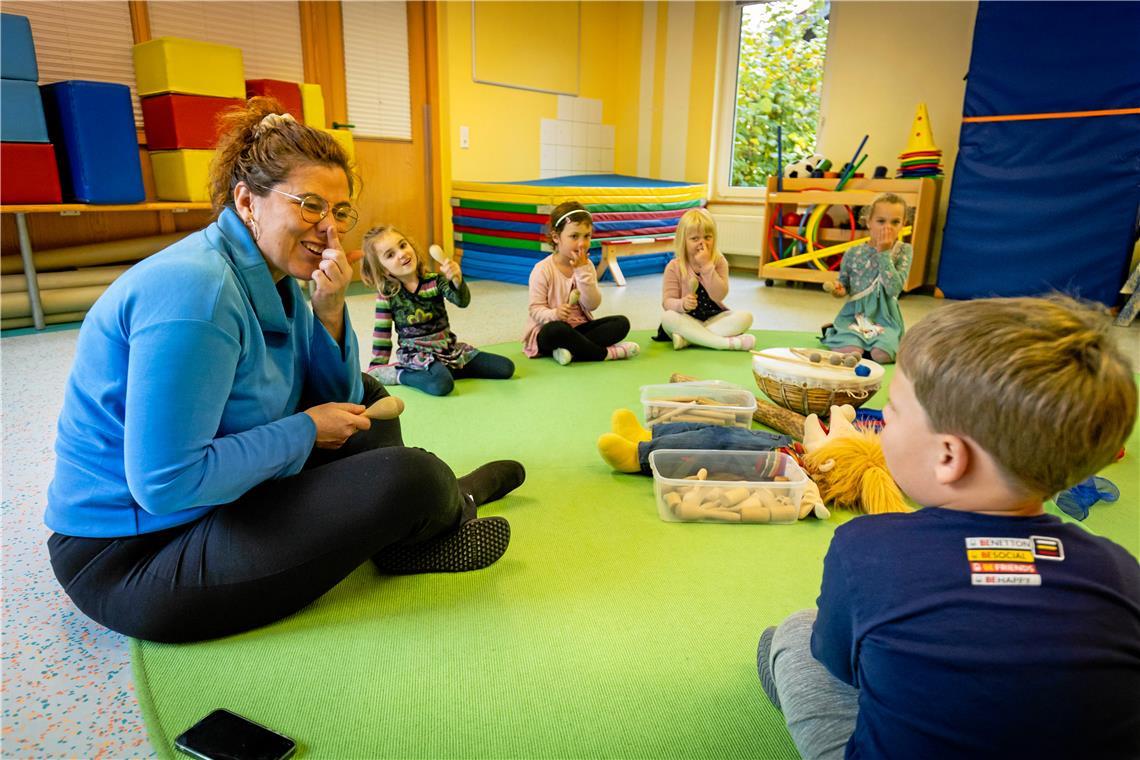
370, 294, 393, 368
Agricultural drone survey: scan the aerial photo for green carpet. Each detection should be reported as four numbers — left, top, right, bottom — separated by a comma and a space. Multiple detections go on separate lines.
132, 330, 1140, 759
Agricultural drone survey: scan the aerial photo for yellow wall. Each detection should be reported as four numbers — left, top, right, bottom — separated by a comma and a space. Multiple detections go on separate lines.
438, 0, 642, 182
434, 0, 721, 233
436, 1, 645, 252
816, 1, 978, 274
684, 2, 720, 185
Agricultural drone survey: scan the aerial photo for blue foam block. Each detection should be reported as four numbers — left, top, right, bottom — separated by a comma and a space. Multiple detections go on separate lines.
0, 79, 48, 142
1, 14, 38, 81
40, 81, 145, 203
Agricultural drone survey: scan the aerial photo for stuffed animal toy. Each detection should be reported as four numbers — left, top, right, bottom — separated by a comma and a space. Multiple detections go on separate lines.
801, 405, 910, 514
599, 409, 830, 521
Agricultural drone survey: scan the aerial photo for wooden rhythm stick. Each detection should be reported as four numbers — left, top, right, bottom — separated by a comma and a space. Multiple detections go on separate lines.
752, 349, 858, 373
670, 373, 807, 440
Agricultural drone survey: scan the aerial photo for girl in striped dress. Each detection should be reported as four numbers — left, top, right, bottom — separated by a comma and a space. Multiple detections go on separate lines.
361, 226, 514, 396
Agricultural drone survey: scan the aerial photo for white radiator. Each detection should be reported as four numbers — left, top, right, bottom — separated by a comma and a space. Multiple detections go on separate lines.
709, 205, 765, 257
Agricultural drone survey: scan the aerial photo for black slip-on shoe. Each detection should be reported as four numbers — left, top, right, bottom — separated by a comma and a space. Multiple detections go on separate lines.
374, 516, 510, 575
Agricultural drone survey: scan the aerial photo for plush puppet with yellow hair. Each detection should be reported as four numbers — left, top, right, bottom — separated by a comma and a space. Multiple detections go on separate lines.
802, 405, 910, 514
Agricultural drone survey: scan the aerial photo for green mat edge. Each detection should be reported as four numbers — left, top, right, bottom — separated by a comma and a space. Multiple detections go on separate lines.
128, 329, 1140, 757
132, 638, 176, 760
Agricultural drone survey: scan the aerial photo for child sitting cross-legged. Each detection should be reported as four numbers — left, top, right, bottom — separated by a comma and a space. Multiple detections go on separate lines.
362, 226, 514, 396
757, 295, 1140, 759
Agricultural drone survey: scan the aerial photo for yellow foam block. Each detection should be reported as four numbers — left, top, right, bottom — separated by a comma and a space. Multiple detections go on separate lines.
300, 83, 325, 128
322, 128, 355, 163
150, 149, 214, 202
133, 37, 245, 98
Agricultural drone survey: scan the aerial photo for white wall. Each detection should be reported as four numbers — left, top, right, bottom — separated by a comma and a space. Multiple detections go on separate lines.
816, 1, 978, 280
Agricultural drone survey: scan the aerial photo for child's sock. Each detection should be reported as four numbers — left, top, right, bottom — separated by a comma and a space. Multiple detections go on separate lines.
597, 433, 641, 473
757, 627, 782, 711
367, 364, 401, 386
552, 348, 573, 366
611, 408, 651, 443
727, 333, 756, 351
672, 333, 689, 350
870, 347, 894, 364
606, 341, 640, 361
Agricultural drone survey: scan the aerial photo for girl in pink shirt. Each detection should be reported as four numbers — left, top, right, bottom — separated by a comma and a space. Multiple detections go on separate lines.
654, 208, 755, 351
522, 201, 639, 365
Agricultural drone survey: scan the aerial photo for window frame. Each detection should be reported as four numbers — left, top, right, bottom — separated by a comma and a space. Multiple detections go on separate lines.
711, 0, 829, 201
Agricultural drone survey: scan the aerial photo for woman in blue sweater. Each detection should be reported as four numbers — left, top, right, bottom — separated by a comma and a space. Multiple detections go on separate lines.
44, 99, 523, 643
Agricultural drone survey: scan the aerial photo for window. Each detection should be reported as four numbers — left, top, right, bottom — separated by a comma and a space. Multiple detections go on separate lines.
147, 1, 304, 82
714, 0, 830, 198
341, 1, 412, 140
3, 1, 141, 125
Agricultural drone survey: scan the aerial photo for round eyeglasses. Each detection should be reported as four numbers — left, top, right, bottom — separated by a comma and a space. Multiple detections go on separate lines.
257, 185, 359, 233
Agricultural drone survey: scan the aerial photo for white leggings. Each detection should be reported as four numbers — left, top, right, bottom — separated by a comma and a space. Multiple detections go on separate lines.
661, 309, 754, 350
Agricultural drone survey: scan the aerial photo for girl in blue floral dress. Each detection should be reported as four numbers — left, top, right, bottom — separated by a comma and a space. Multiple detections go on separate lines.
361, 226, 514, 396
821, 193, 912, 364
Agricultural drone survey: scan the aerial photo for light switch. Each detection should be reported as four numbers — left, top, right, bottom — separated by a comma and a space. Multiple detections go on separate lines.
459, 125, 470, 149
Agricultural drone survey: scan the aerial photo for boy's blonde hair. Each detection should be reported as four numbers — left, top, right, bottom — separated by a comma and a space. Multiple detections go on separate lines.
673, 207, 722, 281
360, 225, 429, 297
898, 295, 1136, 497
858, 192, 911, 228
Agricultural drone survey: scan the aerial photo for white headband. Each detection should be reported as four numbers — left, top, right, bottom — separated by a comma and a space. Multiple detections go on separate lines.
554, 208, 592, 229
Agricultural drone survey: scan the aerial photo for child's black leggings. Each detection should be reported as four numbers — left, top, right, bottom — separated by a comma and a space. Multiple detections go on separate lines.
535, 315, 630, 362
47, 374, 466, 643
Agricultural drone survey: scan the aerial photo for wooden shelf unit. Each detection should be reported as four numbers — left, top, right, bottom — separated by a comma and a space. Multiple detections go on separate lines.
1, 202, 212, 330
759, 176, 940, 292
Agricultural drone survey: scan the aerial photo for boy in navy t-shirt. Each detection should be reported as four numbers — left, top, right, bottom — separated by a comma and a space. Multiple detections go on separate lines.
757, 296, 1140, 759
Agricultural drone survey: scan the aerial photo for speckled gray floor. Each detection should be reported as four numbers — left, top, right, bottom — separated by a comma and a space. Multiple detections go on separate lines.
2, 272, 1136, 757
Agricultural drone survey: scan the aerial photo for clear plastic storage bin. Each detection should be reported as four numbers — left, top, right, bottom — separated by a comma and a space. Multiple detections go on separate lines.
648, 449, 808, 523
640, 381, 757, 429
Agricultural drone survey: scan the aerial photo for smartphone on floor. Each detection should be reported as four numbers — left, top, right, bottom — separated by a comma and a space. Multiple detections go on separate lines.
174, 708, 297, 760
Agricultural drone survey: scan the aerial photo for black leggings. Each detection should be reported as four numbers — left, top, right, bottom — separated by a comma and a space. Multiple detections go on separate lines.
47, 374, 464, 643
535, 316, 630, 362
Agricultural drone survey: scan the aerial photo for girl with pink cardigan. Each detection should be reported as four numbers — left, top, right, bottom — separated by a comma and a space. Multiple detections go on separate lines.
654, 208, 755, 351
522, 202, 639, 365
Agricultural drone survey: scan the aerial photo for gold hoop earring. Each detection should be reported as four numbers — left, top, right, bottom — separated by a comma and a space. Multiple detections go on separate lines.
247, 216, 260, 241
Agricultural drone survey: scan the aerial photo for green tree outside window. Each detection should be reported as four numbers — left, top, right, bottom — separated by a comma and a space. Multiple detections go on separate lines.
731, 0, 830, 187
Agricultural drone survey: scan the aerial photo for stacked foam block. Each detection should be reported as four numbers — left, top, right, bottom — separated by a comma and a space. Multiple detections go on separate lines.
134, 37, 246, 202
450, 175, 707, 285
245, 77, 352, 162
1, 13, 60, 203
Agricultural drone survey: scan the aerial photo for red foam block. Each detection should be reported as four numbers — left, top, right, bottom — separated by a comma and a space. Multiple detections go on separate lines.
141, 94, 243, 150
1, 142, 62, 203
245, 80, 304, 122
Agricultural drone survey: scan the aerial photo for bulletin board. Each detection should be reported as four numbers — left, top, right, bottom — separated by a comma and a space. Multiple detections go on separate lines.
472, 1, 580, 95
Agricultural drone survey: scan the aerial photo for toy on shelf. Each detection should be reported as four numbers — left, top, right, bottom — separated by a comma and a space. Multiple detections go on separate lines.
896, 103, 944, 179
769, 136, 869, 273
758, 174, 939, 291
751, 347, 884, 417
802, 405, 909, 514
783, 153, 830, 179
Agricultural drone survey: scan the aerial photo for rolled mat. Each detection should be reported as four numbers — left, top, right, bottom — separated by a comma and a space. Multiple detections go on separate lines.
0, 232, 191, 275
